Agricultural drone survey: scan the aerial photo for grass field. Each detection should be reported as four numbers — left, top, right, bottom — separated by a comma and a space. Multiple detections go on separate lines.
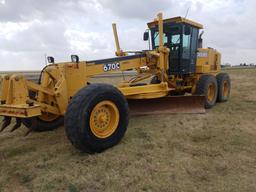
0, 69, 256, 192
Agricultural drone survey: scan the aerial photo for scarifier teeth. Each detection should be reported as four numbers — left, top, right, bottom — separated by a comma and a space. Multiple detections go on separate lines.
24, 118, 37, 136
10, 118, 22, 132
24, 127, 30, 136
0, 117, 12, 132
24, 129, 32, 137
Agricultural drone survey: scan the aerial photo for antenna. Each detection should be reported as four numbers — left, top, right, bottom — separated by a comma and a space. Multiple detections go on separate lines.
185, 7, 190, 19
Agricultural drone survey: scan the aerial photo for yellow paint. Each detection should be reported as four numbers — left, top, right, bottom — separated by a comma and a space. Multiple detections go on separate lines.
0, 104, 41, 118
89, 101, 119, 139
112, 23, 125, 56
223, 81, 229, 97
207, 83, 216, 102
148, 16, 203, 29
196, 48, 221, 74
0, 12, 224, 120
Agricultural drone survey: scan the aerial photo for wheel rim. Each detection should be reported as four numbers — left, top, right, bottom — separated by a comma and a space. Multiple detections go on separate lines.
207, 83, 215, 102
223, 80, 229, 97
38, 113, 59, 122
89, 101, 119, 139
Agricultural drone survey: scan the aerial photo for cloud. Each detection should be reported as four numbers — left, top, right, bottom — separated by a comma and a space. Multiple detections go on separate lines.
188, 0, 256, 64
0, 20, 68, 53
98, 0, 173, 20
0, 0, 255, 70
0, 0, 88, 22
0, 0, 108, 70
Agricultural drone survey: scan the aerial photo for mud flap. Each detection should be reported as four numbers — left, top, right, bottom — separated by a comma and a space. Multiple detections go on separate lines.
128, 95, 205, 116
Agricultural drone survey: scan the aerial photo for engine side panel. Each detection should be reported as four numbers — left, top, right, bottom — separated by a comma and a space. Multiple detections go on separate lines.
196, 48, 221, 74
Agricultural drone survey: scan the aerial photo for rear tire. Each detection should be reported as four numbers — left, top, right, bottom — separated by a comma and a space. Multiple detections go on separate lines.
216, 73, 231, 102
196, 75, 218, 109
65, 83, 129, 153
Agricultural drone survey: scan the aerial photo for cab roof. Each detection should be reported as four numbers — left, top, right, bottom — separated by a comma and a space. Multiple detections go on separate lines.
147, 16, 203, 29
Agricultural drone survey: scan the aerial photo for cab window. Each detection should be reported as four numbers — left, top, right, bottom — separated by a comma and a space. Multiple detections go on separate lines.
171, 34, 180, 44
153, 32, 168, 47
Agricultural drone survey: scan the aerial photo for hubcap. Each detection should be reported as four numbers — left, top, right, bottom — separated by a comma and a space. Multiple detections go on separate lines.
207, 83, 215, 102
89, 101, 119, 139
223, 81, 229, 97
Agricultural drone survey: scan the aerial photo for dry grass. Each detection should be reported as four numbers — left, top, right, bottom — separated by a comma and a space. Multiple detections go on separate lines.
0, 69, 256, 192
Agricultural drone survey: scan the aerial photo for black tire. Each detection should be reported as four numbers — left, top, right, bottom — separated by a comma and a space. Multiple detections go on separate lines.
196, 75, 218, 109
22, 116, 64, 132
150, 76, 161, 84
65, 83, 129, 153
216, 73, 231, 102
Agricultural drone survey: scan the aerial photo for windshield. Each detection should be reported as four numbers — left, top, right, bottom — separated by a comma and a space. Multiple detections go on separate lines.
150, 24, 181, 49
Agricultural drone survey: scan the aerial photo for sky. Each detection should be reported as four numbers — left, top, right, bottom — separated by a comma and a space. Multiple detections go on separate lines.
0, 0, 255, 70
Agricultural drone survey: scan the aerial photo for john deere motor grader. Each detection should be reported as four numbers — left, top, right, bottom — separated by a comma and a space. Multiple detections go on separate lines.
0, 13, 230, 153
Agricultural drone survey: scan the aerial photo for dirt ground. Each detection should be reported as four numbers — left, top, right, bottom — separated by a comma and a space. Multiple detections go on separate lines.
0, 68, 256, 192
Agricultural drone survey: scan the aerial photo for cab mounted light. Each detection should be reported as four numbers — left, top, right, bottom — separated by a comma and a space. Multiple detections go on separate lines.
47, 56, 55, 64
71, 55, 79, 63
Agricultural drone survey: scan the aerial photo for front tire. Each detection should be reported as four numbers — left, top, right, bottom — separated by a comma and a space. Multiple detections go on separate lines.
196, 75, 218, 109
65, 84, 129, 153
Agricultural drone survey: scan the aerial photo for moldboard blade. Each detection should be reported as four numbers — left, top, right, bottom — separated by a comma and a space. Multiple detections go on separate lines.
128, 96, 206, 116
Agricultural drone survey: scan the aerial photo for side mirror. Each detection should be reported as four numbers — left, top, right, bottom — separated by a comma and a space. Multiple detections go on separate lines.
184, 26, 191, 35
198, 31, 204, 48
47, 56, 55, 64
71, 55, 79, 63
143, 31, 149, 41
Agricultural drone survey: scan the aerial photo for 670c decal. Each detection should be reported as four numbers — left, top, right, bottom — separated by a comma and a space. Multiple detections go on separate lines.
103, 63, 120, 72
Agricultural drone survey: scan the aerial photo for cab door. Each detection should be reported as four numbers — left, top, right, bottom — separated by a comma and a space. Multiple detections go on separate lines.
181, 25, 199, 74
168, 24, 182, 75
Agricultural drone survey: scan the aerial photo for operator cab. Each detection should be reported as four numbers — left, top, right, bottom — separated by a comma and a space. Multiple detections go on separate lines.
146, 17, 203, 75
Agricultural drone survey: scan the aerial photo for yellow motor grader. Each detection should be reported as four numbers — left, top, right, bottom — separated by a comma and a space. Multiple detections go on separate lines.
0, 13, 230, 153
